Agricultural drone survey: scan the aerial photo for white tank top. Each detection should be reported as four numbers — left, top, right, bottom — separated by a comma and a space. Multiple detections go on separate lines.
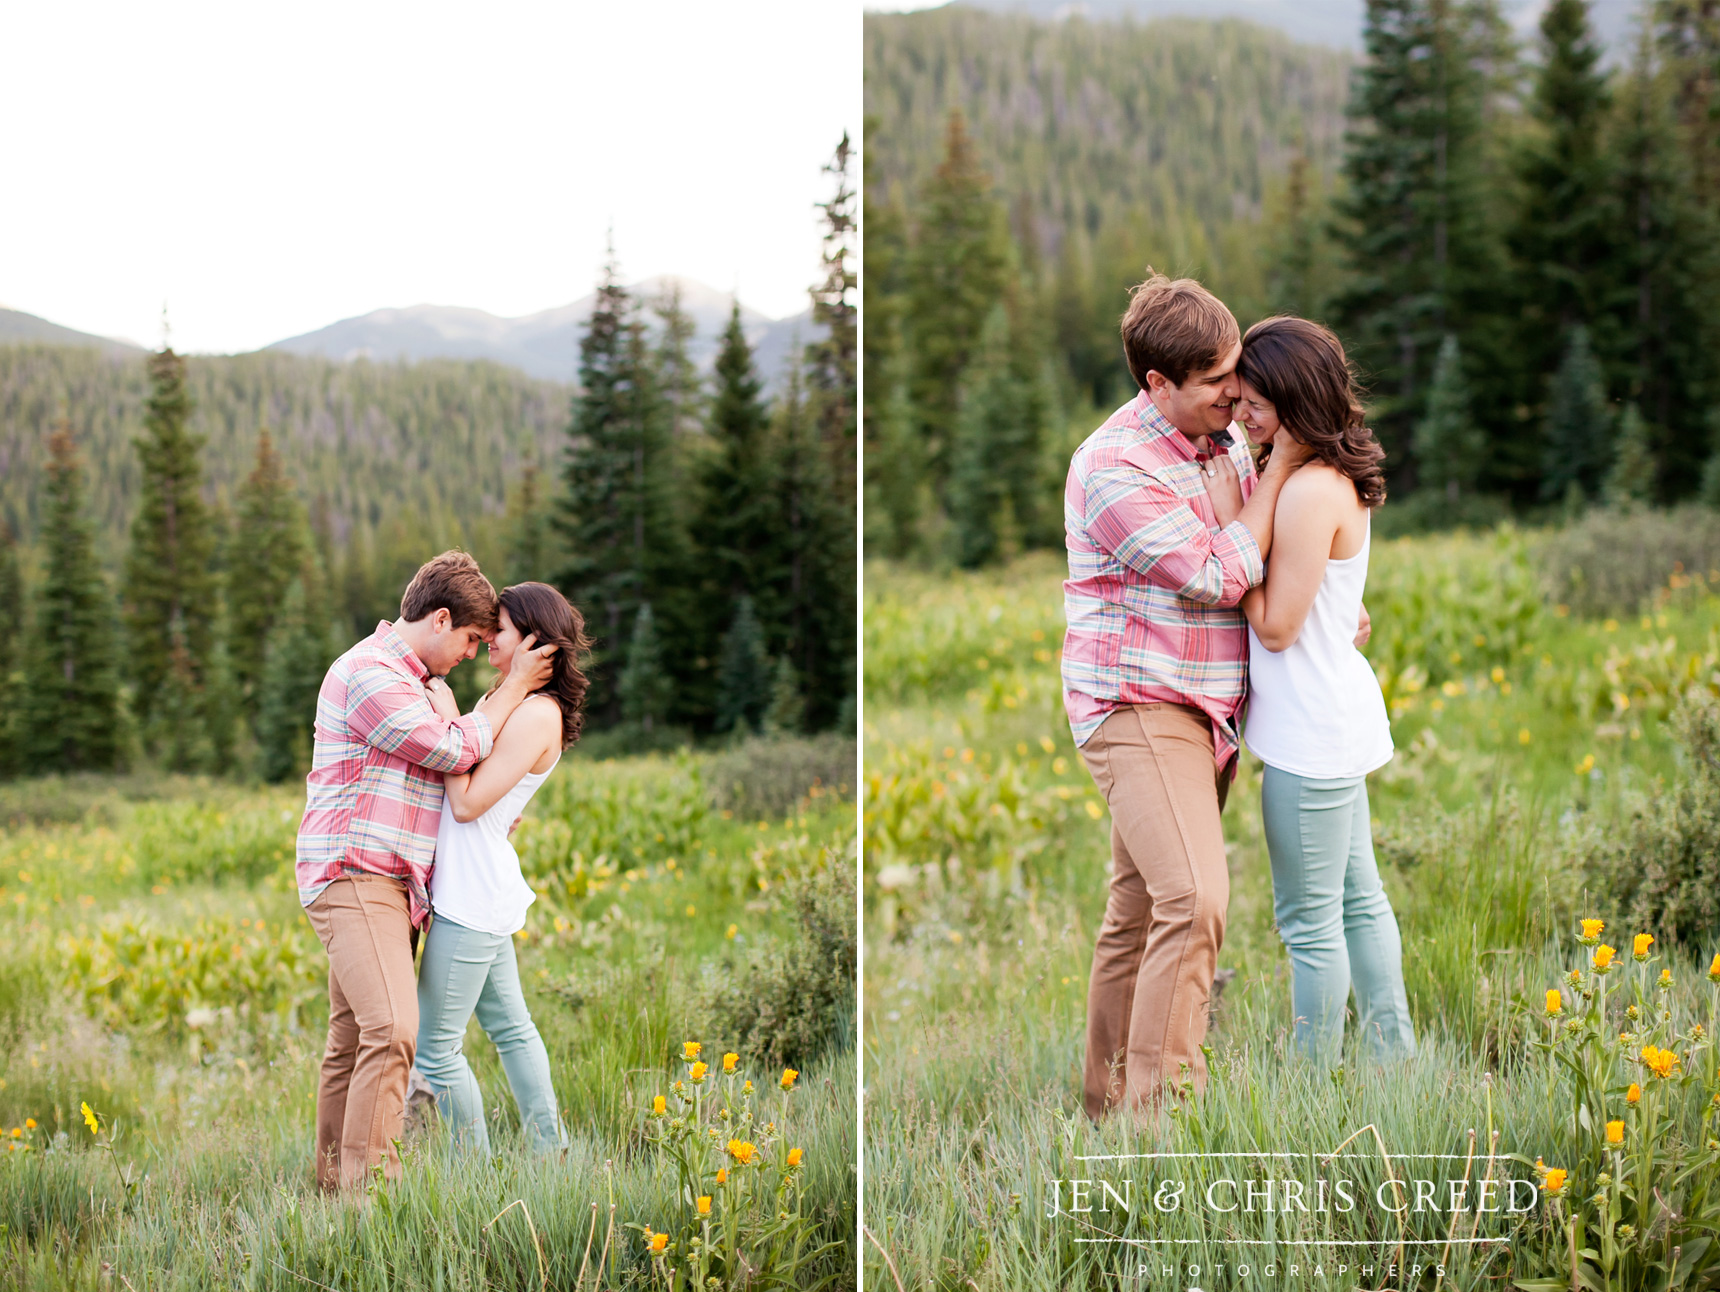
429, 749, 559, 936
1243, 521, 1394, 780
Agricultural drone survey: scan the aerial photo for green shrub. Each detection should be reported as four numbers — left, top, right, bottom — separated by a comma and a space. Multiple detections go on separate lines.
1578, 689, 1720, 948
1537, 504, 1720, 618
702, 847, 856, 1072
704, 734, 856, 820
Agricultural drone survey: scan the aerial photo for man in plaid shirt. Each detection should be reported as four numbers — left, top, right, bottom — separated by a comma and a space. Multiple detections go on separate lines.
1063, 274, 1310, 1121
296, 550, 555, 1190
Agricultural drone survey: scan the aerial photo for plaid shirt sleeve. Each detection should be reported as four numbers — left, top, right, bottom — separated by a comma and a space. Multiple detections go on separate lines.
344, 664, 494, 773
1082, 462, 1264, 607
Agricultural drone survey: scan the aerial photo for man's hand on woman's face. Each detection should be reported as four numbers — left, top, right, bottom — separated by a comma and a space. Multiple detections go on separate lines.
511, 633, 559, 691
1266, 432, 1316, 473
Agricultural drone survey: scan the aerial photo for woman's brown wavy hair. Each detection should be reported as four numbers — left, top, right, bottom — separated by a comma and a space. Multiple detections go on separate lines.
489, 582, 594, 748
1237, 316, 1387, 508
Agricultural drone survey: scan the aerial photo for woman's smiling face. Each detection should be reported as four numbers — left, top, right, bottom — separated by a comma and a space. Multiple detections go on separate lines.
1236, 377, 1285, 446
487, 606, 524, 674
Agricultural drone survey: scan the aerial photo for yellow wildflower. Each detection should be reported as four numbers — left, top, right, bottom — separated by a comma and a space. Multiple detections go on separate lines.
690, 1061, 709, 1083
787, 1146, 803, 1167
1593, 944, 1617, 971
652, 1095, 666, 1116
1709, 952, 1720, 983
1659, 968, 1672, 988
1545, 989, 1562, 1016
697, 1195, 712, 1215
7, 1128, 17, 1139
780, 1068, 799, 1091
1627, 1083, 1641, 1105
723, 1052, 738, 1073
683, 1041, 701, 1060
80, 1102, 98, 1135
23, 1119, 34, 1130
1641, 1045, 1679, 1079
743, 1080, 753, 1094
1606, 1120, 1624, 1145
648, 1230, 668, 1253
726, 924, 738, 940
716, 1167, 728, 1184
1543, 1168, 1568, 1195
1633, 933, 1653, 959
727, 1139, 757, 1165
1580, 919, 1604, 944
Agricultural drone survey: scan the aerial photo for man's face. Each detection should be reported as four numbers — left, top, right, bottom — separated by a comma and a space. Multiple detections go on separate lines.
421, 609, 492, 677
1145, 341, 1242, 442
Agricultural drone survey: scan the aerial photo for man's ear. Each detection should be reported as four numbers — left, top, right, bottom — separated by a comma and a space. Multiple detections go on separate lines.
432, 607, 452, 633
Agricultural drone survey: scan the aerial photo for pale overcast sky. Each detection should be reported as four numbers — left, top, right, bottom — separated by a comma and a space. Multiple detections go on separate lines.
2, 2, 857, 354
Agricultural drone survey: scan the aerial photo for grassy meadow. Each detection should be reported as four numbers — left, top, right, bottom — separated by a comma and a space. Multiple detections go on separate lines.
862, 523, 1720, 1290
0, 737, 857, 1290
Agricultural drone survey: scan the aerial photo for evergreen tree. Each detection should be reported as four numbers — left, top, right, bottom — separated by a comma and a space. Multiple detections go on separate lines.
1334, 0, 1513, 475
124, 347, 223, 769
1541, 326, 1615, 501
698, 303, 776, 607
1509, 0, 1617, 395
1412, 335, 1487, 498
227, 428, 308, 709
555, 249, 688, 725
761, 362, 852, 730
807, 132, 858, 503
504, 455, 556, 585
761, 656, 804, 737
651, 282, 704, 442
862, 115, 920, 556
618, 601, 672, 732
23, 421, 123, 772
947, 305, 1051, 565
255, 578, 333, 783
0, 523, 23, 779
905, 109, 1013, 492
715, 596, 770, 735
1265, 149, 1341, 321
1604, 403, 1657, 507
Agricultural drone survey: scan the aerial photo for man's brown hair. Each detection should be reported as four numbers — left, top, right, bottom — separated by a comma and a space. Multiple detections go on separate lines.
1119, 270, 1241, 391
399, 550, 499, 632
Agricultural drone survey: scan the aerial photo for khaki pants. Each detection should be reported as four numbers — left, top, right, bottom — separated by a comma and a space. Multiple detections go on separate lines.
1079, 703, 1231, 1120
304, 875, 419, 1191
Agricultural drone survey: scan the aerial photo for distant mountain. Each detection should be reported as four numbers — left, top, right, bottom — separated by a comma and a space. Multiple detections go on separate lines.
944, 0, 1640, 51
264, 276, 819, 389
0, 307, 142, 356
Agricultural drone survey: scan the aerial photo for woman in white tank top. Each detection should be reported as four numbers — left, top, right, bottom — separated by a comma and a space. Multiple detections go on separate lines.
416, 582, 593, 1154
1214, 316, 1415, 1065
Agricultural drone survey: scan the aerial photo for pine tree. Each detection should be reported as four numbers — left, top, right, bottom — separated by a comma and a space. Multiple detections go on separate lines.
556, 249, 687, 725
1334, 0, 1513, 474
1509, 0, 1618, 396
761, 362, 852, 730
618, 601, 673, 732
255, 578, 333, 783
699, 303, 776, 606
862, 115, 920, 556
0, 522, 24, 779
651, 282, 704, 442
1265, 149, 1341, 321
807, 132, 858, 503
1604, 403, 1657, 506
1412, 335, 1487, 498
715, 596, 770, 735
906, 109, 1013, 492
23, 421, 123, 772
761, 656, 804, 737
125, 347, 222, 768
504, 455, 556, 585
227, 429, 308, 710
1541, 326, 1615, 501
947, 304, 1052, 565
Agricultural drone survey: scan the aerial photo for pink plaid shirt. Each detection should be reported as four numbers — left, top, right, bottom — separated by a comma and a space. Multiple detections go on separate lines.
1062, 392, 1264, 769
295, 621, 494, 929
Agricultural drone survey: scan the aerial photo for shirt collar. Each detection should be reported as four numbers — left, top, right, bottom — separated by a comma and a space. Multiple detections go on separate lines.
374, 620, 429, 681
1135, 391, 1208, 464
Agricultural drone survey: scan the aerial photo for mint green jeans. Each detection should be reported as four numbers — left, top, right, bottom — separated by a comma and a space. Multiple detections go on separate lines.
1260, 767, 1416, 1062
413, 915, 565, 1154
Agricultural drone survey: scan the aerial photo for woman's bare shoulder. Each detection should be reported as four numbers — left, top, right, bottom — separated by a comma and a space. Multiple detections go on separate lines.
1281, 460, 1360, 508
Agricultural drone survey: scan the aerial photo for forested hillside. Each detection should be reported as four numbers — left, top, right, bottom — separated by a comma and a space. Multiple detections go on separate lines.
865, 2, 1720, 563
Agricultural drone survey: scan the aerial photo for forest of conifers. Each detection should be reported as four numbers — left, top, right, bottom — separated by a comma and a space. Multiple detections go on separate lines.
863, 2, 1720, 562
0, 139, 856, 781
